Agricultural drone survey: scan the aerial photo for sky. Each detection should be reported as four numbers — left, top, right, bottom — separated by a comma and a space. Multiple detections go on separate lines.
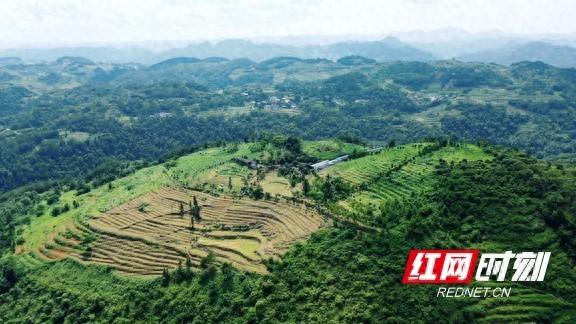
0, 0, 575, 47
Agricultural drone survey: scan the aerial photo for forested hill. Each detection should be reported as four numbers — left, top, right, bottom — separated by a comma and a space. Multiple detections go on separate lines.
0, 140, 575, 323
1, 57, 576, 192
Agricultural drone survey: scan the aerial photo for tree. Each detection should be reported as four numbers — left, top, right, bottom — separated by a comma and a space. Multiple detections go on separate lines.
283, 136, 302, 154
161, 268, 170, 287
185, 256, 193, 273
252, 185, 264, 200
173, 260, 185, 283
228, 176, 232, 190
190, 196, 201, 221
0, 265, 18, 294
303, 178, 310, 195
200, 251, 216, 269
51, 207, 61, 217
179, 202, 184, 218
322, 175, 333, 201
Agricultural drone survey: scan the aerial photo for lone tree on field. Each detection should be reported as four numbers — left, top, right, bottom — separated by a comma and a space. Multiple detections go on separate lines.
228, 176, 232, 190
190, 196, 201, 221
179, 202, 184, 218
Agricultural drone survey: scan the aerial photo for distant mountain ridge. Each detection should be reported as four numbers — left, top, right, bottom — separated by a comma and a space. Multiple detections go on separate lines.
0, 46, 155, 64
2, 35, 576, 67
156, 37, 436, 62
458, 41, 576, 68
0, 37, 435, 64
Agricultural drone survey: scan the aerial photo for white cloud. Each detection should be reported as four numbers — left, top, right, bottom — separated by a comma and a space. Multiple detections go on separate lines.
0, 0, 574, 46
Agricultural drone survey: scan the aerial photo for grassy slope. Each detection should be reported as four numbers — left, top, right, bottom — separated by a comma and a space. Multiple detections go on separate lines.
190, 161, 254, 192
302, 140, 366, 160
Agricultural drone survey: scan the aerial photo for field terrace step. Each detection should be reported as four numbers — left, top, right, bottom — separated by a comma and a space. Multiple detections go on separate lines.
63, 187, 328, 277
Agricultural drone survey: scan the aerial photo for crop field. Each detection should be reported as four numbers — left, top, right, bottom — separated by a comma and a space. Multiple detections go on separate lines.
18, 144, 259, 254
17, 141, 489, 277
275, 62, 350, 82
410, 105, 450, 128
343, 161, 435, 209
195, 106, 255, 118
190, 162, 254, 192
319, 143, 432, 185
334, 144, 492, 222
260, 172, 300, 197
32, 187, 328, 276
463, 282, 573, 323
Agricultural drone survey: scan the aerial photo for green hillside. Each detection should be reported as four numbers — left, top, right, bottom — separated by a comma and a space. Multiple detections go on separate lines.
2, 59, 576, 194
337, 144, 491, 225
1, 139, 574, 322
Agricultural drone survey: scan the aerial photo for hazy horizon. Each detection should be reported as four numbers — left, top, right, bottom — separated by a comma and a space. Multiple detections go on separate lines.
1, 0, 575, 48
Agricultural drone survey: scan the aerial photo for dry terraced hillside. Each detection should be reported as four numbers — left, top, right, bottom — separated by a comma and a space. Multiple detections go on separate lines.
34, 187, 327, 276
17, 143, 333, 277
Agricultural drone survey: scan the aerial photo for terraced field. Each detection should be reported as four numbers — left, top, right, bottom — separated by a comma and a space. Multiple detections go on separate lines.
19, 141, 490, 277
410, 105, 448, 128
33, 187, 327, 276
168, 147, 259, 187
320, 143, 432, 185
334, 144, 492, 222
17, 143, 332, 276
348, 161, 435, 206
464, 282, 574, 323
19, 144, 258, 253
260, 172, 300, 197
191, 162, 254, 192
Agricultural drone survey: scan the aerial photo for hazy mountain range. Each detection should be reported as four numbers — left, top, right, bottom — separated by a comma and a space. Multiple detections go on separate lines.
457, 42, 576, 68
0, 37, 434, 64
0, 29, 575, 67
